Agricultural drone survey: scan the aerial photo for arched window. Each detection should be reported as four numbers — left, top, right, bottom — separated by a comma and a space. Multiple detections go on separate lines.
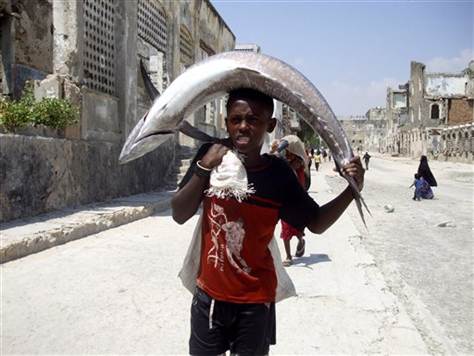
431, 104, 440, 119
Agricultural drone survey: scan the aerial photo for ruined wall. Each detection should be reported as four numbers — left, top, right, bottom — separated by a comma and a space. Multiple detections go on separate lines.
409, 61, 432, 127
440, 124, 473, 162
0, 0, 234, 222
448, 99, 473, 125
425, 75, 468, 98
10, 0, 53, 96
0, 134, 175, 222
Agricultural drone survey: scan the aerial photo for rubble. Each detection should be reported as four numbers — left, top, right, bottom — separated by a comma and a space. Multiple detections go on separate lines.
436, 221, 456, 228
384, 204, 395, 213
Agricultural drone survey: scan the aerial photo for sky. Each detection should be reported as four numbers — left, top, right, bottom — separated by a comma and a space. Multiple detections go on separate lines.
211, 0, 473, 116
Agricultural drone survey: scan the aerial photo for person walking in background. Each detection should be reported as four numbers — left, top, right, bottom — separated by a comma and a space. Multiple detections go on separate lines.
279, 135, 309, 266
363, 152, 371, 170
417, 155, 437, 187
269, 139, 279, 155
306, 147, 313, 171
321, 148, 328, 162
313, 150, 322, 171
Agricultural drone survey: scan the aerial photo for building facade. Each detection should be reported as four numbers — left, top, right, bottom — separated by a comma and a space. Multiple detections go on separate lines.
0, 0, 235, 222
384, 61, 473, 162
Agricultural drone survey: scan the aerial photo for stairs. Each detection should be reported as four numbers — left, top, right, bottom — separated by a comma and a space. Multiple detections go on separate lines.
164, 145, 197, 190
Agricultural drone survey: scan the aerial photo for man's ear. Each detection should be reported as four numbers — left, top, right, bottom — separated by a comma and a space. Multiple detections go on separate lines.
266, 117, 277, 133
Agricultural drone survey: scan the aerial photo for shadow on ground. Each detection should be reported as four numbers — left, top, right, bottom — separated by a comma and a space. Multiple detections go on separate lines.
291, 253, 331, 269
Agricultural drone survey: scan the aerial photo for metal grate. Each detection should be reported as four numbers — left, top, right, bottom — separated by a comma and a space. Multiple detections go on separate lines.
137, 0, 167, 54
83, 0, 116, 95
180, 25, 194, 66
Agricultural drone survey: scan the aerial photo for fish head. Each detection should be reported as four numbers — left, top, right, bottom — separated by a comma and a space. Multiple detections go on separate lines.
118, 107, 176, 164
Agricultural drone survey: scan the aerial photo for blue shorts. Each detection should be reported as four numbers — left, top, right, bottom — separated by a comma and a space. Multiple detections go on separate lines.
189, 288, 276, 355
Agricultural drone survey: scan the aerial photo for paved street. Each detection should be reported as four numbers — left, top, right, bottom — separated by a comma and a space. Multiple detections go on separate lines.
326, 155, 474, 355
2, 167, 429, 355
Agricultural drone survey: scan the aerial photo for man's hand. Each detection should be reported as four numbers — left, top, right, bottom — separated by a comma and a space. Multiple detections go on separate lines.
200, 143, 229, 169
341, 156, 365, 191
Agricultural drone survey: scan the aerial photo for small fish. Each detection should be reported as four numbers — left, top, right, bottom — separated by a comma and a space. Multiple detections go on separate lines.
120, 52, 370, 224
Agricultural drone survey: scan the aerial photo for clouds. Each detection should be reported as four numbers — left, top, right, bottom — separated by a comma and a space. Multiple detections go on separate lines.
323, 77, 401, 116
323, 48, 474, 116
425, 49, 473, 73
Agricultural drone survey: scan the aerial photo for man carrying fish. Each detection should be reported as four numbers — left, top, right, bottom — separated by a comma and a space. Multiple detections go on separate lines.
171, 88, 364, 355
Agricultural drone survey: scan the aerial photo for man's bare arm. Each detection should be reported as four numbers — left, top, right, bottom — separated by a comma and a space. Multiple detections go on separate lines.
171, 144, 229, 224
171, 174, 210, 224
307, 156, 365, 234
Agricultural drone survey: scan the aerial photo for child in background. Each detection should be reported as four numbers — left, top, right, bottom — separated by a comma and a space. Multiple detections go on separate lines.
410, 173, 434, 200
410, 173, 423, 201
279, 135, 309, 266
313, 150, 322, 171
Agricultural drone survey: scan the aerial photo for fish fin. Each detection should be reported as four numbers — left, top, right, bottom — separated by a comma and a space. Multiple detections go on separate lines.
354, 197, 367, 228
140, 59, 160, 100
178, 121, 219, 142
345, 174, 372, 229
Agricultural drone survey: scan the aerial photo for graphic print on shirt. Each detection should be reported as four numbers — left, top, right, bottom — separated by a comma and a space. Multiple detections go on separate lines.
207, 202, 251, 274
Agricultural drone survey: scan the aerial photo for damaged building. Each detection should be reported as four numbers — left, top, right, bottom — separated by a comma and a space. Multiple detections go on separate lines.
338, 109, 388, 155
0, 0, 235, 222
384, 61, 473, 162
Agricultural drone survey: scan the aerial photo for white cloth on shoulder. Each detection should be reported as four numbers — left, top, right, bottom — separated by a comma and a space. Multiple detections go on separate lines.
205, 150, 255, 202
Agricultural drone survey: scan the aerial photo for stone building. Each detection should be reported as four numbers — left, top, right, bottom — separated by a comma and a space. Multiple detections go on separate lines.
338, 115, 367, 153
385, 86, 408, 154
0, 0, 235, 222
364, 107, 387, 153
384, 61, 473, 162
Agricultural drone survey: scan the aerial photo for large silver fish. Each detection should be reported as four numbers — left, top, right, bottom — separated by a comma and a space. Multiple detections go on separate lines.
120, 51, 370, 224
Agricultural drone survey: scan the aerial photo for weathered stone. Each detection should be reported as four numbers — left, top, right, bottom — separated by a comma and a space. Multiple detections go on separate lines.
436, 221, 456, 228
33, 74, 63, 100
384, 204, 395, 213
1, 0, 236, 222
81, 90, 120, 142
62, 78, 82, 139
0, 190, 173, 263
0, 133, 175, 222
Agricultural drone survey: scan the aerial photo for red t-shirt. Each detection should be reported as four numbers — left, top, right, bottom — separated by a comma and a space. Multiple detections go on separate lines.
179, 144, 320, 303
197, 195, 281, 303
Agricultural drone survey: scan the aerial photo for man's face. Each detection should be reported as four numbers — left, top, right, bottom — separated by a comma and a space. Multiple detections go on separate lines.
225, 99, 276, 155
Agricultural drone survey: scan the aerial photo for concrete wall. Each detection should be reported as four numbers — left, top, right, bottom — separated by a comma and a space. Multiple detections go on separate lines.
0, 134, 175, 222
425, 75, 468, 98
0, 0, 235, 222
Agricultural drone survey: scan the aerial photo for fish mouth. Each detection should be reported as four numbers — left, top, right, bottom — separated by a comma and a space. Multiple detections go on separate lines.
119, 131, 174, 164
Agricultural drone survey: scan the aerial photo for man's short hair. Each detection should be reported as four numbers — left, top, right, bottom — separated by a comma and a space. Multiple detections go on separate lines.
226, 88, 274, 117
